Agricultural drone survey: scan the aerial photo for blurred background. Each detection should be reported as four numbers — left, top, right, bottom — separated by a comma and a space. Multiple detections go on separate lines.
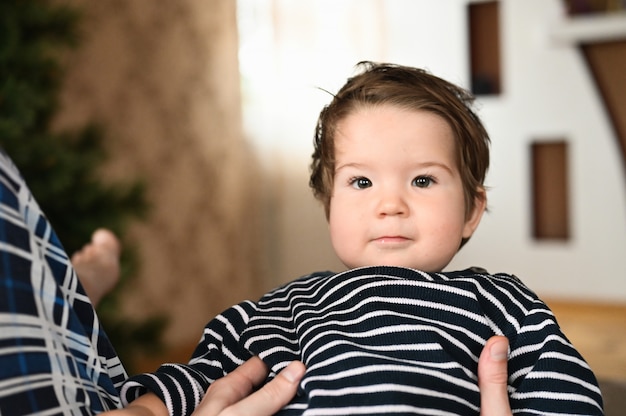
2, 0, 625, 402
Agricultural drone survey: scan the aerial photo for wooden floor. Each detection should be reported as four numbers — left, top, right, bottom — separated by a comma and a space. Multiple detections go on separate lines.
546, 299, 626, 382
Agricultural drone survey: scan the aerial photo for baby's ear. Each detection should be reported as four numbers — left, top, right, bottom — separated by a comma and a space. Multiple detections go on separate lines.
462, 188, 487, 239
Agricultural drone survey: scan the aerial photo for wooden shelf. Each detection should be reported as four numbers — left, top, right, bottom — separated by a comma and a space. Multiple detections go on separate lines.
551, 12, 626, 44
546, 299, 626, 382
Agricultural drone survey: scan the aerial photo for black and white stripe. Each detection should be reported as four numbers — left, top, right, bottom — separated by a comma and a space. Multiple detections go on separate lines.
122, 266, 603, 415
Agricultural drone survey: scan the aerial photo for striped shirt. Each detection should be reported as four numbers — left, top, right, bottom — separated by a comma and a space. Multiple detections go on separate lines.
121, 266, 604, 415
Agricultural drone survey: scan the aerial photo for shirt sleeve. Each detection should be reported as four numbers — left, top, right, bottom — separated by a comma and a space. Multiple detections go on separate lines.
119, 301, 257, 416
506, 300, 604, 414
0, 150, 126, 414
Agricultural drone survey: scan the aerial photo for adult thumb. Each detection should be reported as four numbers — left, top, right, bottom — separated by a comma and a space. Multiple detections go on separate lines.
478, 335, 512, 416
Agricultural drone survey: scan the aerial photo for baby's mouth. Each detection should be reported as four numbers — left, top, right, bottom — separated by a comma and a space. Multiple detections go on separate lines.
372, 236, 411, 244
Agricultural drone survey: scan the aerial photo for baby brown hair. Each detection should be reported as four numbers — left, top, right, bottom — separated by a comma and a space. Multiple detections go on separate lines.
310, 62, 490, 232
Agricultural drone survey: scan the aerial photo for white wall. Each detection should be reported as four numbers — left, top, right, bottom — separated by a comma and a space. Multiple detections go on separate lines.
450, 0, 626, 302
238, 0, 626, 302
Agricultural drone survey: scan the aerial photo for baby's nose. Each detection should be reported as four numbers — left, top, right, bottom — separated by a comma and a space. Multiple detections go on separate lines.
377, 191, 409, 217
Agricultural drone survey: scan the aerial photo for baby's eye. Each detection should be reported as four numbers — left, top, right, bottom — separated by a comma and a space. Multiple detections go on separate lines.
412, 175, 435, 188
349, 177, 372, 189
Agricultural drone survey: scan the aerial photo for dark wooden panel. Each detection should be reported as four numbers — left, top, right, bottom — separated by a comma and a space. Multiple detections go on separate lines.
532, 141, 570, 240
468, 1, 501, 95
581, 40, 626, 177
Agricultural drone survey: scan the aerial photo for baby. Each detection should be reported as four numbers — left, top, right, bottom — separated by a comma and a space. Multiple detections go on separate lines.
116, 62, 603, 415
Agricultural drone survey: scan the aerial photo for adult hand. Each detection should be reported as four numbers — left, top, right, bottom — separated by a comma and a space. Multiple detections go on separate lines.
108, 338, 509, 416
478, 335, 513, 416
197, 336, 512, 415
192, 357, 306, 416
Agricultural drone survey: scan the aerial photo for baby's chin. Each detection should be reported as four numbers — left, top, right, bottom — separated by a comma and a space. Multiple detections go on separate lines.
344, 260, 445, 273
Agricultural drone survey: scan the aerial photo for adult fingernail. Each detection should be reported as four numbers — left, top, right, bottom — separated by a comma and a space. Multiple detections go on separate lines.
281, 362, 305, 383
490, 339, 509, 361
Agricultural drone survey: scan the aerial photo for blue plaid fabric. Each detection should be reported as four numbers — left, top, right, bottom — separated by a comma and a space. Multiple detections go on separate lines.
0, 150, 126, 415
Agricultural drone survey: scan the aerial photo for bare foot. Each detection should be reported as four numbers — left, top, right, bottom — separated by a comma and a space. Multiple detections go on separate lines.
71, 228, 122, 306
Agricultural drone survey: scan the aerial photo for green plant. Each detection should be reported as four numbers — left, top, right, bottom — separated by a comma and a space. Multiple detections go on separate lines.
0, 0, 166, 374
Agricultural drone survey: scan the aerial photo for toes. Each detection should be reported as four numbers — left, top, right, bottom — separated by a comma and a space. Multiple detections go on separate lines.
92, 228, 121, 255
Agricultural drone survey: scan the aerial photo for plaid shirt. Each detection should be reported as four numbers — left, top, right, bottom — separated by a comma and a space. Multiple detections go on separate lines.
0, 150, 126, 415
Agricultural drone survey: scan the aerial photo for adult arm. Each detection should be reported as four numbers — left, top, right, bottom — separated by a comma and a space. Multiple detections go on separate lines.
0, 150, 125, 414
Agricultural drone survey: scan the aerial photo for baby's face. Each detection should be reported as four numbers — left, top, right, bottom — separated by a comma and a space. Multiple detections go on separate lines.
328, 104, 484, 272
